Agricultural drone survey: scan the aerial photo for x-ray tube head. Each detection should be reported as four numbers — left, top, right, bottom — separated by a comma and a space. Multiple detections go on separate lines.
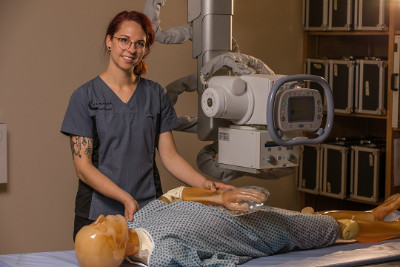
202, 74, 288, 125
202, 74, 325, 133
201, 74, 323, 132
201, 76, 253, 124
202, 74, 333, 173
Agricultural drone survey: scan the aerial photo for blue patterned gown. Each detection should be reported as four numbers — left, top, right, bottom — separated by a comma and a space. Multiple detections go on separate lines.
127, 200, 339, 266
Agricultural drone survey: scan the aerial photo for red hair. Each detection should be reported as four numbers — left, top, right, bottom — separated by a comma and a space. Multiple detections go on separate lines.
105, 11, 155, 76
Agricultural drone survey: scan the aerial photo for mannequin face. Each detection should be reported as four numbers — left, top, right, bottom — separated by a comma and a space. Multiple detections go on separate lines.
75, 215, 129, 267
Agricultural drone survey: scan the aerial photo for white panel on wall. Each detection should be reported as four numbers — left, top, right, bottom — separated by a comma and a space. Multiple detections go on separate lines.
0, 123, 7, 183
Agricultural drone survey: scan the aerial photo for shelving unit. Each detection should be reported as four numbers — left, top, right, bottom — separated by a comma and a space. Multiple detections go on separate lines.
301, 1, 400, 210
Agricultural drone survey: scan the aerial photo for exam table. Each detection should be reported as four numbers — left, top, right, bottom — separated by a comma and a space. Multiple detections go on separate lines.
1, 239, 400, 267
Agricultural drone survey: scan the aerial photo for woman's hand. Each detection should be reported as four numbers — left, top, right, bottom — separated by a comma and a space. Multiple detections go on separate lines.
122, 193, 140, 222
202, 180, 236, 192
222, 188, 267, 211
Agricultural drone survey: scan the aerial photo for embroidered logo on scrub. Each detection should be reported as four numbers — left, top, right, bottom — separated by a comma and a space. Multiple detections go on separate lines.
88, 100, 112, 110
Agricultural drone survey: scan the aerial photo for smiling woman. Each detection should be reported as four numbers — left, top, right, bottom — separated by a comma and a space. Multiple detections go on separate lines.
103, 11, 153, 78
60, 9, 234, 242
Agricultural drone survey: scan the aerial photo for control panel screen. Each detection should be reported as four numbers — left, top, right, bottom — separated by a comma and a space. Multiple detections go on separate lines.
288, 96, 314, 122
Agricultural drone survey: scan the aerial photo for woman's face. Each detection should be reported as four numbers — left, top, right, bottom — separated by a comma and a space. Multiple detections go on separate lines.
106, 20, 147, 73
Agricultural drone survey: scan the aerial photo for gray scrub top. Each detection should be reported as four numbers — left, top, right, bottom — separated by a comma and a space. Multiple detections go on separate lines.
61, 76, 179, 220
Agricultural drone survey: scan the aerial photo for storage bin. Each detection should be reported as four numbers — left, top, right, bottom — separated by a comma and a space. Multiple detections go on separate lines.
321, 142, 351, 199
329, 58, 355, 113
354, 0, 388, 31
304, 0, 329, 31
298, 144, 322, 194
355, 58, 387, 115
305, 58, 330, 110
350, 142, 385, 202
328, 0, 353, 31
391, 35, 400, 127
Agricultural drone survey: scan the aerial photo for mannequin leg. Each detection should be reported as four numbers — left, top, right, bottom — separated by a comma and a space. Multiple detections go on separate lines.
305, 194, 400, 222
355, 220, 400, 243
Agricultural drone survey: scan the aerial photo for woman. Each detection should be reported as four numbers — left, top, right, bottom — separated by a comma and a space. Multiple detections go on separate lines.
75, 187, 400, 267
61, 10, 232, 241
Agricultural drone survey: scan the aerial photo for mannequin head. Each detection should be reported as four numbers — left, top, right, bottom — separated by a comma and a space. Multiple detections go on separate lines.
75, 214, 129, 267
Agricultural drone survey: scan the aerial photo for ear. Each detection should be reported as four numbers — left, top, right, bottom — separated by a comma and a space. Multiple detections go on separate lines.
94, 214, 106, 224
106, 35, 113, 50
143, 46, 150, 57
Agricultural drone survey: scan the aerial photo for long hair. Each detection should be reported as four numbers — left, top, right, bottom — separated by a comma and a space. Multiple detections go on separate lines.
105, 11, 155, 76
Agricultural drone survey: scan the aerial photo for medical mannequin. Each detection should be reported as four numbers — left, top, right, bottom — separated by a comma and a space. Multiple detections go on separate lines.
75, 188, 400, 267
75, 187, 267, 267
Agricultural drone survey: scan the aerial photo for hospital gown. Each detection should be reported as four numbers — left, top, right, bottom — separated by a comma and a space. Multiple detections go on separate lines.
128, 200, 339, 266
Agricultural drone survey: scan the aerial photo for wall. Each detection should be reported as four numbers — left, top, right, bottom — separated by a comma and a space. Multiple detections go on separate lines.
0, 0, 303, 254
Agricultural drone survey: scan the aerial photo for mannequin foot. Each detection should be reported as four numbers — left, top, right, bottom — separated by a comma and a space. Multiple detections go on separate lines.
372, 194, 400, 221
338, 219, 360, 240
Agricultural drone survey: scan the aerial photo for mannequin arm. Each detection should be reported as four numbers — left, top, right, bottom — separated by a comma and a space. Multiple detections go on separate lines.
181, 187, 223, 206
160, 187, 267, 211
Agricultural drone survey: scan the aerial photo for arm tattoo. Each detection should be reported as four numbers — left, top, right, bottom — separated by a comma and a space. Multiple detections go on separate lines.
70, 136, 93, 160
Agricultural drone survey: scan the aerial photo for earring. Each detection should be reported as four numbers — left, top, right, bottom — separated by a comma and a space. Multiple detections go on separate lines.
107, 47, 111, 50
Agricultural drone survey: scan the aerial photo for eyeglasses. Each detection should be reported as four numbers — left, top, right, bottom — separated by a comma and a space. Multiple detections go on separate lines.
113, 37, 146, 52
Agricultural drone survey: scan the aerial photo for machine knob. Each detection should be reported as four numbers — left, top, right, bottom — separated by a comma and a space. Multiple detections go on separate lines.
287, 154, 296, 163
267, 156, 276, 164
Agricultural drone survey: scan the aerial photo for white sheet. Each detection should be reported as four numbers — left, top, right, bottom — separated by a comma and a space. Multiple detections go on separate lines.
241, 239, 400, 266
1, 239, 400, 267
0, 251, 142, 267
0, 251, 78, 267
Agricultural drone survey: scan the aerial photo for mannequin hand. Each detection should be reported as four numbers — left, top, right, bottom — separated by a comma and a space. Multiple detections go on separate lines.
123, 193, 140, 222
202, 180, 235, 192
222, 188, 267, 211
